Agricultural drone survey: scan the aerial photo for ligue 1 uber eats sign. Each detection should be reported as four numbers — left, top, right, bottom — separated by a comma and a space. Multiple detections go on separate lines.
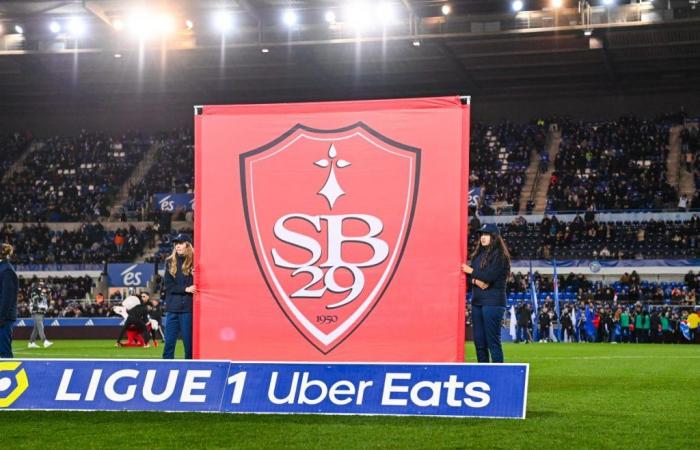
194, 97, 470, 362
0, 360, 528, 418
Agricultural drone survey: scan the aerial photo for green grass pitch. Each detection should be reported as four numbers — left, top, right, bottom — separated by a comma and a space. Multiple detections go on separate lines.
2, 340, 698, 449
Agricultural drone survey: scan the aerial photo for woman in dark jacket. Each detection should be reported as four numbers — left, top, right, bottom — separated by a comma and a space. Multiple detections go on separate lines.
162, 234, 197, 359
461, 224, 511, 363
0, 244, 18, 358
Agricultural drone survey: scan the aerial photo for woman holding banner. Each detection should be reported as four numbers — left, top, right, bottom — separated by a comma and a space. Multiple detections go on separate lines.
0, 244, 18, 358
461, 224, 511, 363
162, 234, 197, 359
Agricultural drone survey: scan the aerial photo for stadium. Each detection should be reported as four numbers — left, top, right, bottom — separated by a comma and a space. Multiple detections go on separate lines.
0, 0, 699, 448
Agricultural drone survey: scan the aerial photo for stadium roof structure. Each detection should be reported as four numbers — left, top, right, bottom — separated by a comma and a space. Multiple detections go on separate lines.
0, 0, 698, 112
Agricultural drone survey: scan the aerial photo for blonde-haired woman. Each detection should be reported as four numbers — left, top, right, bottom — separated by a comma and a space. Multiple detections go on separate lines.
162, 234, 197, 359
0, 243, 18, 358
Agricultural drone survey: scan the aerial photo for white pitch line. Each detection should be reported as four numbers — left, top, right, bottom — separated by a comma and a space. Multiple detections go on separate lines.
12, 351, 159, 358
521, 355, 700, 360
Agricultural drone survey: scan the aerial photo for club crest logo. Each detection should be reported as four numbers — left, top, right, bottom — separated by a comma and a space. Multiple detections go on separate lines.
241, 122, 420, 353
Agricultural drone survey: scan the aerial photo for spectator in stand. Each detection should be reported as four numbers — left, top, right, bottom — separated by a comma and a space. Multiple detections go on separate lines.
114, 231, 126, 252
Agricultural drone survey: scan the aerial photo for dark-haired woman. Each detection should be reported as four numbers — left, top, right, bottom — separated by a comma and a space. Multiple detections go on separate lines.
461, 224, 511, 363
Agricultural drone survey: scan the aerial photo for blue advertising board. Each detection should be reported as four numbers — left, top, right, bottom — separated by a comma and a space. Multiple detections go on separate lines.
153, 193, 194, 212
0, 360, 528, 418
107, 263, 154, 288
14, 318, 125, 327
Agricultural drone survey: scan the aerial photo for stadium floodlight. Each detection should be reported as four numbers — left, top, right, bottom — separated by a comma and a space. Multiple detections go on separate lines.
213, 11, 233, 33
343, 2, 373, 30
324, 11, 336, 24
551, 0, 563, 8
155, 13, 175, 35
112, 18, 124, 31
67, 17, 86, 37
377, 2, 397, 24
380, 2, 398, 24
282, 10, 298, 27
127, 10, 153, 38
441, 4, 452, 15
14, 25, 23, 34
185, 19, 194, 30
49, 21, 61, 33
512, 0, 524, 12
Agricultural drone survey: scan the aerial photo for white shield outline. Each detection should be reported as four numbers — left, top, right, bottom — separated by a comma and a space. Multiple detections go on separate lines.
240, 122, 421, 353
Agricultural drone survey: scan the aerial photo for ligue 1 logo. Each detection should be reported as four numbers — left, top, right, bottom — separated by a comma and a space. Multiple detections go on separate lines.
0, 362, 29, 408
241, 122, 421, 353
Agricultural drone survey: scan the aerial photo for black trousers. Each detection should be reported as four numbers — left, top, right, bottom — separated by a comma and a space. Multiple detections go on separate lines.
117, 318, 150, 344
0, 322, 13, 358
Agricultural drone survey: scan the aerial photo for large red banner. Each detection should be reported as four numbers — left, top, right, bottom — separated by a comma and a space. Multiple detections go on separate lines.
194, 97, 469, 362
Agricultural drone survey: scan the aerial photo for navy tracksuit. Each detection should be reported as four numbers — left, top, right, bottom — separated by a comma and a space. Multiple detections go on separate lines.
162, 256, 194, 359
0, 261, 18, 358
469, 251, 509, 363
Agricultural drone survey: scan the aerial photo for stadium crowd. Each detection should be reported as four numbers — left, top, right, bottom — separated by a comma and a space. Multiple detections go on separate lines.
469, 214, 700, 260
0, 223, 156, 265
508, 271, 700, 343
0, 131, 151, 222
547, 117, 678, 212
0, 117, 696, 327
123, 130, 194, 221
464, 270, 699, 344
509, 300, 699, 345
469, 121, 546, 215
509, 270, 698, 305
15, 275, 99, 318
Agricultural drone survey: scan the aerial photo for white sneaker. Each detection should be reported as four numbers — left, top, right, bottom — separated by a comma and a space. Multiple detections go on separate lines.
28, 342, 40, 348
43, 340, 53, 348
